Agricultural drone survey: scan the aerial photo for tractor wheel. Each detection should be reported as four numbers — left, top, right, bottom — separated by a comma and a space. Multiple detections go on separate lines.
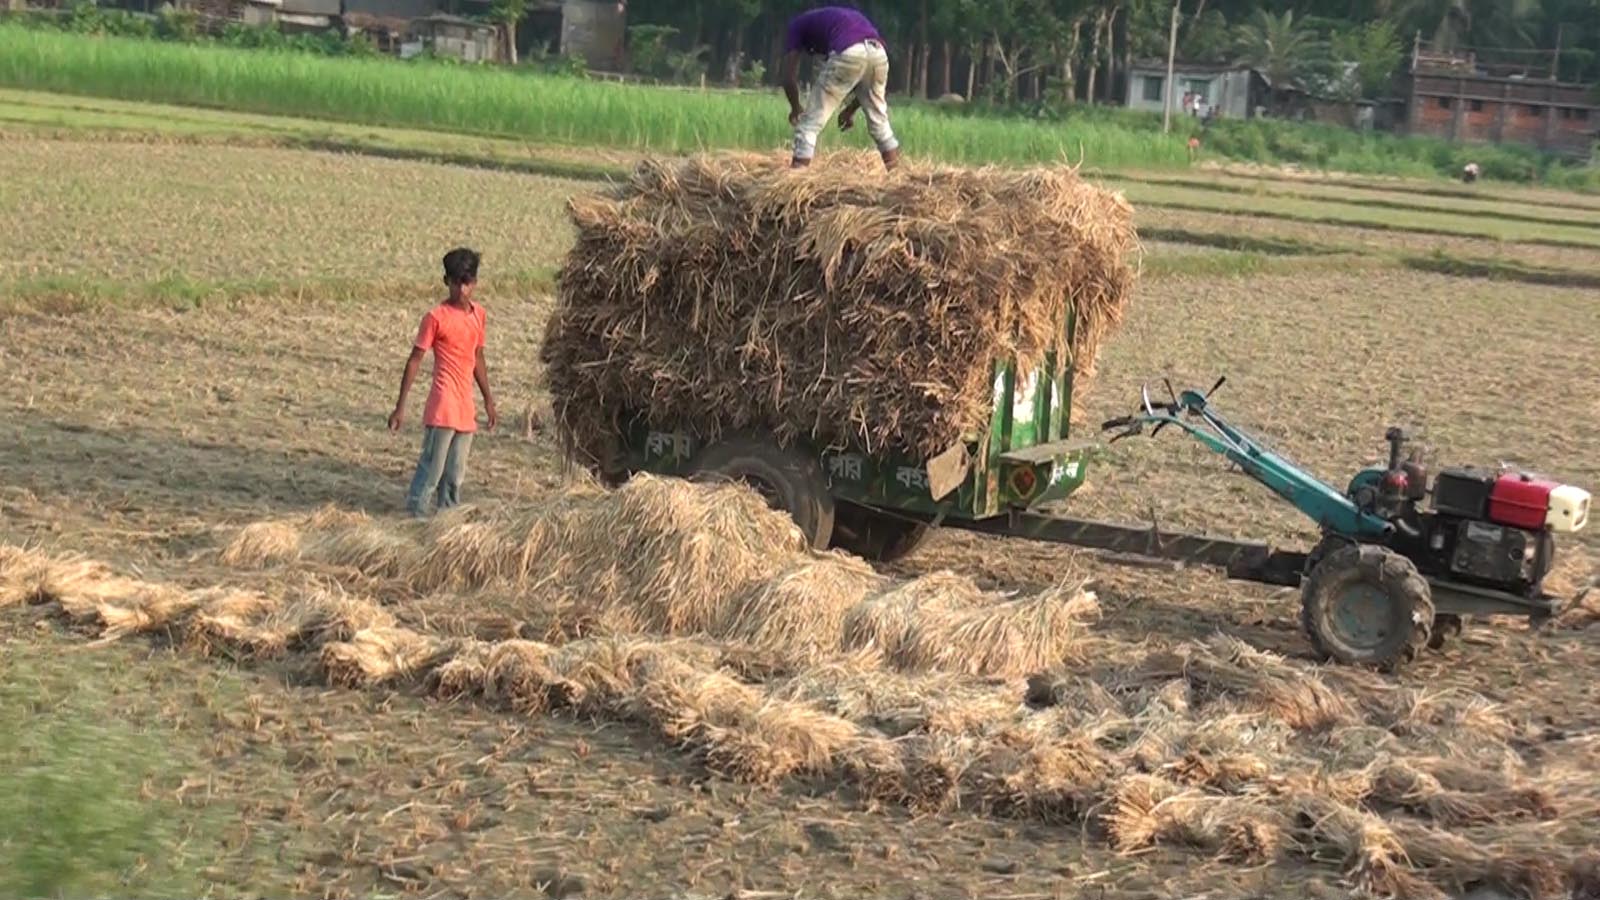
830, 502, 931, 564
687, 435, 835, 550
1428, 614, 1464, 651
1300, 544, 1434, 671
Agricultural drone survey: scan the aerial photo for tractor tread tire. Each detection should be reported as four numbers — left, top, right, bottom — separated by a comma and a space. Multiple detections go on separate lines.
1300, 543, 1434, 672
686, 435, 835, 551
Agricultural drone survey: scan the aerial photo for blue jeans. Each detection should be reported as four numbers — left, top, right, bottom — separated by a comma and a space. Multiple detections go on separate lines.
407, 427, 474, 517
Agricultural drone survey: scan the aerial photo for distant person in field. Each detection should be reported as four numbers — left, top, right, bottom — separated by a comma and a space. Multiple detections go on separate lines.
780, 6, 901, 171
389, 247, 498, 518
1462, 162, 1481, 184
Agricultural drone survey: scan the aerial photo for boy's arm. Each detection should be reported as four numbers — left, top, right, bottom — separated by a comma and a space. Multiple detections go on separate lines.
474, 347, 497, 431
782, 50, 804, 124
389, 347, 426, 431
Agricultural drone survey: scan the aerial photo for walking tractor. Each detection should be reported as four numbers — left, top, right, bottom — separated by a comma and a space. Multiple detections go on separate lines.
1101, 378, 1592, 668
614, 365, 1591, 669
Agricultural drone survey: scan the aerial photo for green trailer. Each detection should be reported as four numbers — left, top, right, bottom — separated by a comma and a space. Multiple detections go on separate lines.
609, 343, 1094, 562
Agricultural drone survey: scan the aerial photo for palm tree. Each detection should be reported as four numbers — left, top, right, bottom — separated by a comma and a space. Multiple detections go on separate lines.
1233, 9, 1322, 94
1396, 0, 1544, 51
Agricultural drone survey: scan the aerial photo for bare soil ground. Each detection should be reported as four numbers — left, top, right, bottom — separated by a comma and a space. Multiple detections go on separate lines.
5, 136, 1600, 899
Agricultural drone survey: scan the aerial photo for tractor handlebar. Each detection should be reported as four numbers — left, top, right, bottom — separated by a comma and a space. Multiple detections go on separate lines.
1101, 376, 1227, 441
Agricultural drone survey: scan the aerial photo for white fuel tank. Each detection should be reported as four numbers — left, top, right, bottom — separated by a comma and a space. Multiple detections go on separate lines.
1547, 484, 1591, 534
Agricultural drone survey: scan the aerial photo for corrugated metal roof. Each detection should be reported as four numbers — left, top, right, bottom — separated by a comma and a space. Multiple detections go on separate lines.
278, 0, 338, 17
342, 0, 437, 21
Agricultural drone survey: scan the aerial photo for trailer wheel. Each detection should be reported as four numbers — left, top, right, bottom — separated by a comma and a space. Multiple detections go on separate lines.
831, 502, 931, 564
1300, 544, 1433, 671
687, 436, 835, 550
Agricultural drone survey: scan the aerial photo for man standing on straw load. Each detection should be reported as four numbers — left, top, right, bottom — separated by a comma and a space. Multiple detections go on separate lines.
389, 247, 497, 518
781, 6, 901, 171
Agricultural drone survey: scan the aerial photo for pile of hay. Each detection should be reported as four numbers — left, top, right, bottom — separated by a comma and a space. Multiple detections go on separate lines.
243, 480, 1102, 677
12, 538, 1600, 898
542, 151, 1139, 465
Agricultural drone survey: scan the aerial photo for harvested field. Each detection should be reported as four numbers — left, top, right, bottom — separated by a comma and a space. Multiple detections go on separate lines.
7, 476, 1600, 897
0, 138, 580, 285
5, 134, 1600, 899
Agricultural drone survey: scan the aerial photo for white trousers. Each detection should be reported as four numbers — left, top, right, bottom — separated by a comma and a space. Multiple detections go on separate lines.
794, 40, 898, 160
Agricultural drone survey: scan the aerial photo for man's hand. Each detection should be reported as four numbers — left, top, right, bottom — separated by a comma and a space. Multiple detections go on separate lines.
485, 401, 499, 432
838, 108, 855, 132
788, 106, 802, 127
388, 407, 405, 432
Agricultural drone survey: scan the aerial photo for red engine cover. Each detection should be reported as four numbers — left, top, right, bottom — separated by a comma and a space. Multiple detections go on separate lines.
1488, 472, 1558, 531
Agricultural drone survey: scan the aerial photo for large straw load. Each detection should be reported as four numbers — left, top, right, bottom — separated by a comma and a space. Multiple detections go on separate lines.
542, 151, 1140, 468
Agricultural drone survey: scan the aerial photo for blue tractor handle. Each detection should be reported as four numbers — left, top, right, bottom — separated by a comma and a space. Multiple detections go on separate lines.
1101, 377, 1395, 540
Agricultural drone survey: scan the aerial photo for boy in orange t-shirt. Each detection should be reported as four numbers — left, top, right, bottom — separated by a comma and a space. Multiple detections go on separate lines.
389, 248, 498, 517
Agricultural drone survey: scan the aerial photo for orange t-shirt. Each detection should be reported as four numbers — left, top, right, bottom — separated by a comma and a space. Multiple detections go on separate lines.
415, 301, 487, 433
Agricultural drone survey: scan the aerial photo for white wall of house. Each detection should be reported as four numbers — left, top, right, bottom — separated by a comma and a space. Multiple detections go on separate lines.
1125, 69, 1254, 120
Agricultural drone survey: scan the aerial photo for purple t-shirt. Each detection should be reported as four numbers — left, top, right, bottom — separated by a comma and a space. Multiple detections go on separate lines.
784, 6, 882, 56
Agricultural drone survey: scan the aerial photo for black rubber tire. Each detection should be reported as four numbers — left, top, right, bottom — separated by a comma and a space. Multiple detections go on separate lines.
1428, 614, 1464, 651
686, 435, 835, 550
830, 501, 931, 564
1300, 543, 1434, 671
1304, 533, 1348, 573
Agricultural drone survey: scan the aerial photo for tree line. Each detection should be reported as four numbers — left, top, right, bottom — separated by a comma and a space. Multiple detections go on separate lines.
610, 0, 1600, 103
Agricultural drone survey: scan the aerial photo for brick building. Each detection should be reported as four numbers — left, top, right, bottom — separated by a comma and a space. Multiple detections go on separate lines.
1403, 48, 1597, 159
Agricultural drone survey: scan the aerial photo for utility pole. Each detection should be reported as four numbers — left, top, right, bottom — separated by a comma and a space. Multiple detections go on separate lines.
1162, 0, 1180, 133
1551, 24, 1564, 81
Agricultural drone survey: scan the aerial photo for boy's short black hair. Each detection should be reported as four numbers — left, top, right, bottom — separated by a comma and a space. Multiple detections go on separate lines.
443, 247, 480, 285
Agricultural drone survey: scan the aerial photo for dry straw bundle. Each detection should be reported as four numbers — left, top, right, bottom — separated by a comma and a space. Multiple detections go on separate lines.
220, 506, 370, 569
718, 556, 885, 662
0, 545, 53, 607
895, 583, 1100, 677
12, 537, 1600, 899
542, 150, 1139, 465
1105, 774, 1289, 863
320, 626, 455, 687
840, 571, 993, 657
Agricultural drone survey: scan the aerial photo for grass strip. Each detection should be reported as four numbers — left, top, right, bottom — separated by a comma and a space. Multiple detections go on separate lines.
1138, 227, 1343, 257
1137, 199, 1600, 252
1192, 168, 1600, 212
1131, 174, 1600, 232
1399, 253, 1600, 290
2, 269, 559, 315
